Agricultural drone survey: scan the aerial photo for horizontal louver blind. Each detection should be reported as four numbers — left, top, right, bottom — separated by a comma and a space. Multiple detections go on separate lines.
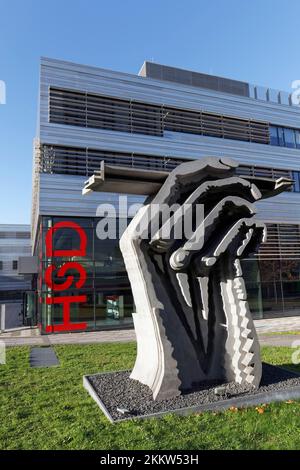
0, 232, 30, 239
49, 87, 270, 144
39, 146, 295, 192
257, 224, 300, 260
49, 88, 163, 137
40, 145, 188, 176
238, 165, 293, 180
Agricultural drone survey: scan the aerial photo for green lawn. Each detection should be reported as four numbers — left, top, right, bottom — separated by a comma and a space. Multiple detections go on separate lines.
263, 330, 300, 336
0, 343, 299, 450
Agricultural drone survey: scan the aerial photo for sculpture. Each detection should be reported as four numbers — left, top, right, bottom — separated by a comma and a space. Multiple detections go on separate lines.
119, 157, 292, 400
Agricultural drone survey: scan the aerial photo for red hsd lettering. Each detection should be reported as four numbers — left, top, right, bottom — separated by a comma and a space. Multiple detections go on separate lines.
42, 221, 88, 333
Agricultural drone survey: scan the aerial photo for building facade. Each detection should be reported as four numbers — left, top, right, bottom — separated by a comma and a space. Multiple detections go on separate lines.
32, 58, 300, 333
0, 224, 32, 328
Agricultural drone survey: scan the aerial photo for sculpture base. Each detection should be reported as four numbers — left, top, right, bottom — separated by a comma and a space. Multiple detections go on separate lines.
83, 363, 300, 423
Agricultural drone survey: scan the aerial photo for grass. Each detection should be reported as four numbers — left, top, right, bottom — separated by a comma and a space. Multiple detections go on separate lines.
0, 342, 300, 450
263, 330, 300, 336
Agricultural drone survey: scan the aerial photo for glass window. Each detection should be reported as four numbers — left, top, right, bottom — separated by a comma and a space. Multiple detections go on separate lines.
260, 281, 284, 318
95, 289, 134, 327
242, 259, 263, 319
277, 127, 285, 146
50, 223, 93, 260
295, 130, 300, 149
292, 171, 300, 193
12, 260, 18, 270
36, 215, 134, 333
270, 126, 300, 148
269, 126, 279, 145
51, 290, 95, 331
284, 128, 296, 148
0, 261, 2, 270
282, 280, 300, 314
49, 259, 94, 289
259, 260, 281, 282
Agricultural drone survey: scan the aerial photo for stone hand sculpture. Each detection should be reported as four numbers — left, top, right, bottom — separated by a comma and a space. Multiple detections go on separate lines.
120, 157, 291, 400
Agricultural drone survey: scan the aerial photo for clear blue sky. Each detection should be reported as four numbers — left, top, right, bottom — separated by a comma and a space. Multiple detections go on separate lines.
1, 0, 300, 224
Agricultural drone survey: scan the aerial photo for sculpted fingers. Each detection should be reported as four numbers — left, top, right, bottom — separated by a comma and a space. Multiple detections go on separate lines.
151, 156, 238, 205
149, 177, 261, 253
169, 196, 257, 270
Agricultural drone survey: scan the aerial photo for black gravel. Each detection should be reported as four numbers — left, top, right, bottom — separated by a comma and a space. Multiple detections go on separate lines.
86, 363, 300, 421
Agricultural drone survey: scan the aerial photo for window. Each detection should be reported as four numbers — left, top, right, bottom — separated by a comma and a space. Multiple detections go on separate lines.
0, 261, 3, 270
12, 260, 18, 270
270, 126, 300, 149
292, 171, 300, 192
277, 127, 285, 146
48, 87, 300, 150
40, 145, 187, 177
16, 232, 30, 239
257, 224, 300, 260
37, 216, 134, 333
295, 131, 300, 149
270, 126, 279, 145
50, 88, 163, 137
0, 290, 23, 301
284, 128, 296, 148
49, 87, 269, 144
0, 231, 30, 239
238, 164, 300, 192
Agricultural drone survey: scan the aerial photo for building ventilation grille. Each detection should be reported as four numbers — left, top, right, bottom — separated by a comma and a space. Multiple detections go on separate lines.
0, 232, 31, 239
238, 165, 293, 184
39, 145, 189, 176
49, 87, 270, 144
256, 224, 300, 260
39, 145, 294, 190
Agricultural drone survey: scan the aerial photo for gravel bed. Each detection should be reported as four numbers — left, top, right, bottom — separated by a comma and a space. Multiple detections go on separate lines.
86, 363, 300, 421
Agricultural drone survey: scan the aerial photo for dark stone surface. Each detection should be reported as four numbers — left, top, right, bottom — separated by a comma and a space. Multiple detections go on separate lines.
84, 363, 300, 422
30, 347, 59, 368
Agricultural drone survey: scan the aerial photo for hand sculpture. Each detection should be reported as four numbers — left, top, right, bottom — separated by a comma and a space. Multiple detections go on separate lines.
120, 157, 291, 400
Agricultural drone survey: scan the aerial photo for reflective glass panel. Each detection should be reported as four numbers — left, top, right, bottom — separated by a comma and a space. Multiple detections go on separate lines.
284, 128, 296, 148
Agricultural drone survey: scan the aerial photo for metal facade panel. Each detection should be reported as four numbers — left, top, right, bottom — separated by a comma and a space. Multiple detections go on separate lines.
255, 192, 300, 224
0, 224, 30, 232
39, 124, 300, 171
38, 174, 145, 217
0, 225, 32, 292
37, 173, 300, 226
34, 57, 300, 242
18, 256, 39, 275
39, 57, 300, 128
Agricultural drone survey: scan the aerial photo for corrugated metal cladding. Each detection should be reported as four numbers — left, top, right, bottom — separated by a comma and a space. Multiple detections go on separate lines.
39, 174, 145, 218
34, 57, 300, 243
38, 125, 300, 171
0, 225, 32, 292
39, 57, 300, 127
38, 173, 300, 225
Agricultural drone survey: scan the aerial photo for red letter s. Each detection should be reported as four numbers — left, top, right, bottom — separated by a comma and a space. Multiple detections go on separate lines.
45, 262, 87, 291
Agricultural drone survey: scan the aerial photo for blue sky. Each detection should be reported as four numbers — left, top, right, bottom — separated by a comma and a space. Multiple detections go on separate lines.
1, 0, 300, 224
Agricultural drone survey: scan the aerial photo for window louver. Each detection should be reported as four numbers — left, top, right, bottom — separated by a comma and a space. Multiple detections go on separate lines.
40, 145, 189, 176
49, 87, 270, 144
258, 224, 300, 260
238, 165, 293, 182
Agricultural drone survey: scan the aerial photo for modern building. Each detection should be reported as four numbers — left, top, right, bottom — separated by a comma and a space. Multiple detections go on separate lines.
31, 57, 300, 333
0, 224, 32, 328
